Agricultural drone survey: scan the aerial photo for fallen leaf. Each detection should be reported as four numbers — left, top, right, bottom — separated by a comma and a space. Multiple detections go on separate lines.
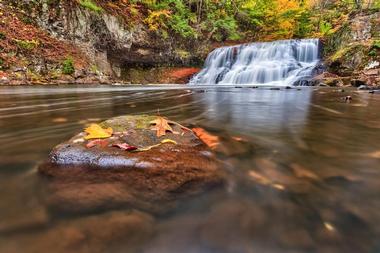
150, 117, 173, 137
72, 138, 85, 144
248, 170, 271, 185
135, 139, 177, 152
161, 139, 177, 145
368, 150, 380, 158
112, 143, 138, 151
291, 163, 319, 180
86, 139, 109, 148
84, 124, 113, 140
192, 127, 220, 149
232, 136, 244, 142
52, 117, 68, 123
324, 222, 335, 232
135, 143, 161, 152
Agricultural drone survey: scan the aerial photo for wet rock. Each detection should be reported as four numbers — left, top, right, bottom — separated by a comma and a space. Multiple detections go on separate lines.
357, 84, 370, 90
344, 96, 352, 102
0, 76, 9, 85
311, 72, 344, 87
199, 199, 266, 253
38, 115, 225, 214
0, 173, 50, 234
0, 210, 154, 253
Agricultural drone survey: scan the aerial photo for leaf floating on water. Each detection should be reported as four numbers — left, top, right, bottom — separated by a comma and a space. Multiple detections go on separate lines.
150, 117, 173, 137
84, 124, 113, 140
248, 170, 271, 185
272, 184, 285, 191
291, 163, 319, 180
368, 150, 380, 158
86, 139, 109, 148
192, 127, 220, 150
324, 222, 336, 232
112, 143, 138, 151
52, 117, 68, 123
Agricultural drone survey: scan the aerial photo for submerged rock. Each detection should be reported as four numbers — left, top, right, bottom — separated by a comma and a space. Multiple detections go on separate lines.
38, 115, 225, 214
0, 210, 154, 253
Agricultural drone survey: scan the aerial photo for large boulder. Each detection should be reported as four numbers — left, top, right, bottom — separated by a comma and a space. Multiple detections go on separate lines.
38, 115, 225, 214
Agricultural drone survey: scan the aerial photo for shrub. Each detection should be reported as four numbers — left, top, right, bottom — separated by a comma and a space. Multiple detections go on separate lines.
0, 32, 6, 40
373, 40, 380, 50
79, 0, 103, 13
319, 21, 333, 36
62, 57, 75, 75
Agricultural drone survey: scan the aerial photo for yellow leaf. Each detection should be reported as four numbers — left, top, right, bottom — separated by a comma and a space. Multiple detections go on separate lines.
84, 124, 113, 140
150, 116, 173, 137
161, 139, 177, 145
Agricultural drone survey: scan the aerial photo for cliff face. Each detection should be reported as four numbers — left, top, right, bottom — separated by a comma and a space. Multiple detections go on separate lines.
323, 11, 380, 86
34, 0, 209, 79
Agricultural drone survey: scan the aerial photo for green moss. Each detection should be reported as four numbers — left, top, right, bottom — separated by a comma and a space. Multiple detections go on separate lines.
100, 115, 157, 132
175, 49, 190, 59
330, 46, 353, 62
62, 57, 75, 75
79, 0, 103, 13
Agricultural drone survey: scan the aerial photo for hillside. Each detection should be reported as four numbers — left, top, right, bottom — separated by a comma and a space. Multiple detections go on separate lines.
0, 0, 379, 85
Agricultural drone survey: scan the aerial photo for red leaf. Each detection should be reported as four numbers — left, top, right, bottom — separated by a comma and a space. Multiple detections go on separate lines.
112, 143, 138, 151
86, 139, 109, 148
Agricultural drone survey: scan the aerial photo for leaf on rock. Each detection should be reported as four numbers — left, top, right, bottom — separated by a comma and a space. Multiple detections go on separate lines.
161, 139, 177, 145
150, 117, 173, 137
135, 139, 177, 152
192, 127, 220, 150
86, 139, 109, 148
112, 143, 138, 151
84, 124, 113, 140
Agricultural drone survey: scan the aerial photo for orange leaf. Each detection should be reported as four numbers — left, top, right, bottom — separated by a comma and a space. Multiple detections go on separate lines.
192, 127, 220, 150
150, 116, 173, 137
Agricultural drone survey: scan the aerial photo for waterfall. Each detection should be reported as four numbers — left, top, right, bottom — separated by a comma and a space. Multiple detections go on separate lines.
190, 39, 321, 86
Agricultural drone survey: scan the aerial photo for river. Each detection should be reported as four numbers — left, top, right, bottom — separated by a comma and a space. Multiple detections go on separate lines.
0, 86, 380, 253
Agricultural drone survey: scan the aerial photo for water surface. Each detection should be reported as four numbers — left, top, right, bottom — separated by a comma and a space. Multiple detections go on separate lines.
0, 86, 380, 253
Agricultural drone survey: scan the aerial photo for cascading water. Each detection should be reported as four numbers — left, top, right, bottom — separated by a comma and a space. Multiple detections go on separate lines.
190, 39, 321, 86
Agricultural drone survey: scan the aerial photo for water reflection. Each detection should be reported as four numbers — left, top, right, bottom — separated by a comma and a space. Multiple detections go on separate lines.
0, 86, 380, 253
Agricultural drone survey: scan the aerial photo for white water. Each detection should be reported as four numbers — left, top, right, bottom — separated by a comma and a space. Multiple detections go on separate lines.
190, 39, 321, 86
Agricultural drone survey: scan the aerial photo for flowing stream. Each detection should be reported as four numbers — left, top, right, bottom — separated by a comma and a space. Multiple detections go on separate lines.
190, 39, 321, 86
1, 86, 380, 253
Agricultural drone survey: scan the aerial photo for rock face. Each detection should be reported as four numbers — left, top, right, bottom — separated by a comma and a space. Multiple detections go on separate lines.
324, 11, 380, 86
32, 0, 209, 78
38, 115, 225, 214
